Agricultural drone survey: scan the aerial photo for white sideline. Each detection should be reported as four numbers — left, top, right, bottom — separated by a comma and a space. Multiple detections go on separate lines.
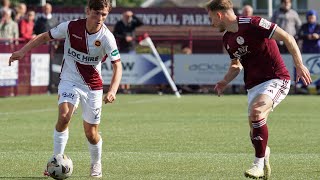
0, 97, 175, 116
0, 108, 56, 115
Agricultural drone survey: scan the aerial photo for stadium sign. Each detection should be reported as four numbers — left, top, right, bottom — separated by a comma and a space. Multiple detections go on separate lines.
174, 54, 244, 85
38, 7, 210, 26
102, 54, 171, 84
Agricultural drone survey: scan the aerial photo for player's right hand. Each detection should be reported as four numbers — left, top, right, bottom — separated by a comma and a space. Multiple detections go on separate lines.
9, 51, 25, 66
214, 80, 228, 97
104, 91, 116, 104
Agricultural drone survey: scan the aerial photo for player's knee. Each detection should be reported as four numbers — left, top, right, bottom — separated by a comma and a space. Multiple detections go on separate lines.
58, 113, 72, 125
249, 108, 263, 121
85, 130, 99, 144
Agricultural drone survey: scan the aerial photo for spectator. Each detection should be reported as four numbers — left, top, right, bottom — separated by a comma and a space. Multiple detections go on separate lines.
298, 10, 320, 53
14, 3, 27, 23
0, 8, 19, 44
113, 10, 143, 53
242, 5, 253, 16
181, 45, 192, 54
297, 10, 320, 94
34, 3, 58, 35
271, 0, 301, 53
113, 10, 143, 94
19, 10, 35, 42
0, 0, 14, 19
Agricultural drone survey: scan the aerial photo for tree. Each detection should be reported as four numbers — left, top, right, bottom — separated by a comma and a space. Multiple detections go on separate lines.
19, 0, 144, 7
115, 0, 145, 7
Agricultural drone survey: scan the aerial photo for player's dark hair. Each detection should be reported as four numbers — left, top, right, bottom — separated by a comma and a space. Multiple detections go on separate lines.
206, 0, 233, 12
88, 0, 112, 12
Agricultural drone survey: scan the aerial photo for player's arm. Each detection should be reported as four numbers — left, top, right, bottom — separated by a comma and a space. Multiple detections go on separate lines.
272, 27, 312, 85
214, 58, 242, 96
104, 60, 122, 104
222, 58, 243, 83
9, 32, 52, 66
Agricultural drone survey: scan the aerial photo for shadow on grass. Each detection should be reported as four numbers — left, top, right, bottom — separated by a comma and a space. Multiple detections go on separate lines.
0, 178, 47, 179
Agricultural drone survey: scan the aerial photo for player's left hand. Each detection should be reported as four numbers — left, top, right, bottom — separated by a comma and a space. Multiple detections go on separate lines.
104, 91, 116, 104
296, 65, 312, 85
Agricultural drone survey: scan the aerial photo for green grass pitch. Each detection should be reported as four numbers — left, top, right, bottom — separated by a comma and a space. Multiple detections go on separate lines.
0, 94, 319, 179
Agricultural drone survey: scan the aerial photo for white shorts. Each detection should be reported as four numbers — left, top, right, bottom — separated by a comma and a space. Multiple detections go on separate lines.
58, 80, 103, 124
247, 79, 291, 114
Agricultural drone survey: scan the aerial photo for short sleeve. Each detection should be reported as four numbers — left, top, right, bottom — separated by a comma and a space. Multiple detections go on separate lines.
251, 17, 277, 39
49, 21, 69, 39
104, 33, 121, 61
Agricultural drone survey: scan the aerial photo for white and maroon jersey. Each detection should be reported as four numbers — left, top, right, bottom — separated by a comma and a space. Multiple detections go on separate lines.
223, 16, 290, 89
49, 19, 120, 90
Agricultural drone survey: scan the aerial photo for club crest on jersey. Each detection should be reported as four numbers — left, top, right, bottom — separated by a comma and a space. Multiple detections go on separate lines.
236, 36, 245, 45
94, 40, 101, 47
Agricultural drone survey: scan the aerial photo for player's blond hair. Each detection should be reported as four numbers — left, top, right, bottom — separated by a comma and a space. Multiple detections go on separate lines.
206, 0, 233, 12
88, 0, 112, 12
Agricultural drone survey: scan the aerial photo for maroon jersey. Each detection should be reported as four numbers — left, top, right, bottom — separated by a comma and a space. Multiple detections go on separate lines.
223, 16, 290, 89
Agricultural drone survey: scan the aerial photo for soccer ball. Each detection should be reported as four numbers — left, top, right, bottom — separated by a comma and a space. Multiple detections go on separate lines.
46, 154, 73, 180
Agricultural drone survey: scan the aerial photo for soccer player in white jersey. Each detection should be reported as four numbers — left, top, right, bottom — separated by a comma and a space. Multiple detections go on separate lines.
206, 0, 311, 179
9, 0, 122, 178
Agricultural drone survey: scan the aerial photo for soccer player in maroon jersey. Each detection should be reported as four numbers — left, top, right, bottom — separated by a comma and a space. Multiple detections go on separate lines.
9, 0, 122, 178
206, 0, 311, 179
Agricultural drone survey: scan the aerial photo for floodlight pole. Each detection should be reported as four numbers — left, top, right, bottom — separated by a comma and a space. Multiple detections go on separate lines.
40, 0, 46, 6
268, 0, 273, 18
140, 36, 181, 98
112, 0, 116, 7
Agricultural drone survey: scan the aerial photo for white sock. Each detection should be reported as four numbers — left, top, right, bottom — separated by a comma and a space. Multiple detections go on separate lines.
88, 138, 102, 164
53, 128, 69, 155
254, 157, 265, 170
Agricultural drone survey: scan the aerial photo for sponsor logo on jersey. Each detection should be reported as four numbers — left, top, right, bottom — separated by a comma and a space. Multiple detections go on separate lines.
62, 92, 75, 100
111, 49, 119, 57
259, 18, 272, 30
233, 46, 250, 59
94, 40, 101, 47
67, 48, 99, 63
236, 36, 245, 45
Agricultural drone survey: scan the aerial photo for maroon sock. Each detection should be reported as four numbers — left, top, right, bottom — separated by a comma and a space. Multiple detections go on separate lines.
251, 118, 268, 158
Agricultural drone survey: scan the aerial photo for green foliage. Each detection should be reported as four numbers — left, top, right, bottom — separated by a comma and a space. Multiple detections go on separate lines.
115, 0, 145, 7
50, 0, 88, 6
19, 0, 144, 7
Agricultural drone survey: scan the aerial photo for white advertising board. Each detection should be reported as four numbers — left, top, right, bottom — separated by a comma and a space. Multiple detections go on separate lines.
30, 54, 50, 86
0, 53, 18, 86
174, 54, 244, 85
102, 54, 171, 85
